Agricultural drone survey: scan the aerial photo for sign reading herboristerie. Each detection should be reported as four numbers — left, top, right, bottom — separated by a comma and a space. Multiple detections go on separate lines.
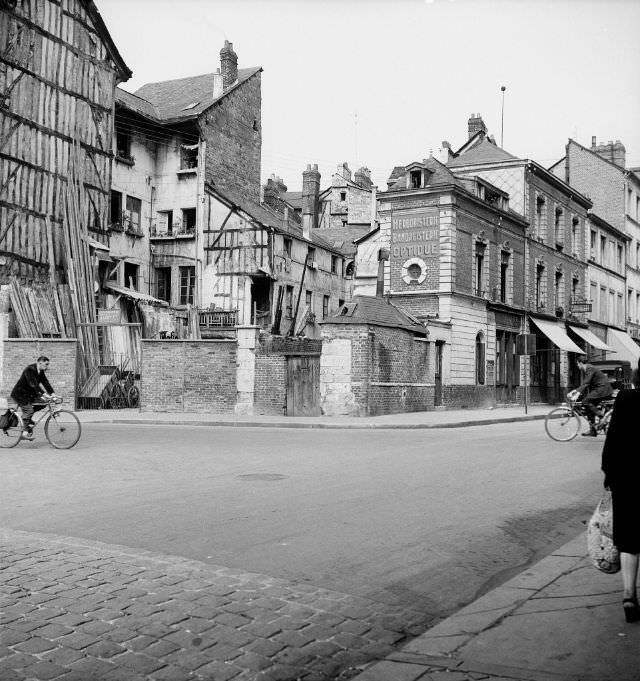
390, 210, 440, 290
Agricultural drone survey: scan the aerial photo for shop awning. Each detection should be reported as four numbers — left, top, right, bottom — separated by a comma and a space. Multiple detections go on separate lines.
607, 328, 640, 362
529, 317, 583, 353
104, 283, 169, 307
568, 325, 612, 351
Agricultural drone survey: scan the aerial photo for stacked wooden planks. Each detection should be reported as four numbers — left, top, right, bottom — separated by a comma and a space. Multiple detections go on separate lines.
8, 279, 75, 338
62, 139, 99, 370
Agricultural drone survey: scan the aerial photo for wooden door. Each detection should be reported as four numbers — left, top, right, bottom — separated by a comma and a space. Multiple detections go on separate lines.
286, 355, 320, 416
434, 342, 444, 406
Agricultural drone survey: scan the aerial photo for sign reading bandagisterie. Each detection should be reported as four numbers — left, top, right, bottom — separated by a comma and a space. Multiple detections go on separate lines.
391, 211, 439, 258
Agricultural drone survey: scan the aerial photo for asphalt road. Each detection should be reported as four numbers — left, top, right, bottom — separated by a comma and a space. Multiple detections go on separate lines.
0, 421, 605, 623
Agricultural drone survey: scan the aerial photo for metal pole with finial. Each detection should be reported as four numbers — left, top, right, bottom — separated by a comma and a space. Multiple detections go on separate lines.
500, 86, 506, 148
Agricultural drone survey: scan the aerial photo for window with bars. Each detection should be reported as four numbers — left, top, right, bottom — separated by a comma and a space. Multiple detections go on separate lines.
179, 266, 195, 305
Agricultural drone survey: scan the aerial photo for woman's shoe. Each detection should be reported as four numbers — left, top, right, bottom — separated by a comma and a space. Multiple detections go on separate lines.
623, 597, 639, 623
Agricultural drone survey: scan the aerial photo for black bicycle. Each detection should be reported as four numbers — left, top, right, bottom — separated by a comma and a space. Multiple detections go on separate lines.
0, 397, 81, 449
544, 390, 616, 442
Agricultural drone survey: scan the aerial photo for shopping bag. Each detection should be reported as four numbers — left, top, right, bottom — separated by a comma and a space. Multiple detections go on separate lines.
587, 491, 620, 574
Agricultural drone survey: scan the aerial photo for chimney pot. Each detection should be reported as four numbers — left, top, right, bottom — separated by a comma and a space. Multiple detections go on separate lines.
591, 136, 597, 147
220, 40, 238, 89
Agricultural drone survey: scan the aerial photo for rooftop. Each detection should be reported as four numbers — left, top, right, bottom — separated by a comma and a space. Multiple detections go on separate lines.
324, 296, 427, 335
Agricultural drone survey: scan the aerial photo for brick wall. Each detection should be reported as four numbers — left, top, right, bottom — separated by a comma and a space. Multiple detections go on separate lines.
1, 339, 77, 407
141, 340, 237, 413
443, 385, 495, 409
389, 294, 439, 318
254, 336, 322, 415
567, 142, 625, 233
202, 73, 262, 204
255, 354, 287, 415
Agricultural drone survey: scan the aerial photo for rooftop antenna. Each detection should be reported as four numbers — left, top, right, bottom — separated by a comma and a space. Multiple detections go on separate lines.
354, 112, 359, 168
500, 86, 506, 148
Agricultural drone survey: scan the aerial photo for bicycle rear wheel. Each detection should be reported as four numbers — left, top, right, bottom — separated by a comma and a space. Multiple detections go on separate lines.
545, 406, 581, 441
44, 410, 81, 449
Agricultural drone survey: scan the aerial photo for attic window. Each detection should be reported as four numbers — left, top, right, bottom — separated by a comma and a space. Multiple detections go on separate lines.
410, 170, 422, 188
182, 102, 200, 110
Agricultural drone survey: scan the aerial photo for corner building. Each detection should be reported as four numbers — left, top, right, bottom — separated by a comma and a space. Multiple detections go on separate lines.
357, 155, 528, 408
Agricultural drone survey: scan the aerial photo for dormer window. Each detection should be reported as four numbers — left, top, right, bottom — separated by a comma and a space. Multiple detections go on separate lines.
340, 191, 346, 201
410, 170, 422, 188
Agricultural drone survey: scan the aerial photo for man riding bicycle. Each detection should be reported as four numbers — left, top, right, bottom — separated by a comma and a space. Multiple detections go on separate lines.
10, 356, 57, 440
576, 356, 614, 437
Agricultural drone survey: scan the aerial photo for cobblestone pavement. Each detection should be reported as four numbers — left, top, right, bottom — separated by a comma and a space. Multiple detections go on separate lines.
0, 529, 429, 681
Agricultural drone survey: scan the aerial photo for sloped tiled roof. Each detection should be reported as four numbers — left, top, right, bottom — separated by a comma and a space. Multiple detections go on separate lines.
281, 192, 302, 210
385, 155, 465, 191
448, 137, 519, 167
115, 88, 160, 119
323, 296, 427, 335
128, 67, 261, 123
209, 185, 350, 256
313, 226, 371, 257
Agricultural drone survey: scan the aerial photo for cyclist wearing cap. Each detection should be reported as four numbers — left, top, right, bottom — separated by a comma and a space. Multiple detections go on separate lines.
10, 356, 57, 440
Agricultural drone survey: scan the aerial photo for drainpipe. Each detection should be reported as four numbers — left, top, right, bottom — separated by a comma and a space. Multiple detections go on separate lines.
195, 139, 206, 309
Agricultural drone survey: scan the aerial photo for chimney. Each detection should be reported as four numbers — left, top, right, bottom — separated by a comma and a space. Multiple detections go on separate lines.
338, 162, 351, 182
212, 68, 223, 99
591, 137, 627, 168
302, 164, 321, 239
354, 166, 372, 189
468, 113, 487, 139
220, 40, 238, 89
263, 174, 288, 211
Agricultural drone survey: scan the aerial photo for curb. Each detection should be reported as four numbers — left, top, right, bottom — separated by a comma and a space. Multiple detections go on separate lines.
77, 414, 548, 430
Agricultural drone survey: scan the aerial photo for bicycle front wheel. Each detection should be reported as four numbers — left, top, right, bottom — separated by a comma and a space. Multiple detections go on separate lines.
45, 410, 81, 449
544, 407, 581, 441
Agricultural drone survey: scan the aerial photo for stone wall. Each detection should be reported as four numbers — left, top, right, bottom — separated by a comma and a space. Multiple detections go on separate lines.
1, 335, 77, 408
141, 340, 237, 413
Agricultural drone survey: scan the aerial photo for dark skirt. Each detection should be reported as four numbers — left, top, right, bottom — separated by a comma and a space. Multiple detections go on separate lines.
612, 483, 640, 554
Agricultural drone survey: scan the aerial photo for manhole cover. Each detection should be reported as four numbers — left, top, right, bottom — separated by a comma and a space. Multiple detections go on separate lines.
236, 474, 289, 482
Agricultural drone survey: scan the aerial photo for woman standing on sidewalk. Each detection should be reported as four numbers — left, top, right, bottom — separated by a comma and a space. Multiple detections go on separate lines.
601, 364, 640, 623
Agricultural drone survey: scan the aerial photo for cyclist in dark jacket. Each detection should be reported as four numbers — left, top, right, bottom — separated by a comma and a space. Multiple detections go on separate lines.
576, 356, 614, 437
10, 356, 56, 439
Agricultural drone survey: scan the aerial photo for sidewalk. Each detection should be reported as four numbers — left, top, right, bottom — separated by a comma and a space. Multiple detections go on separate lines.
353, 534, 640, 681
74, 404, 551, 430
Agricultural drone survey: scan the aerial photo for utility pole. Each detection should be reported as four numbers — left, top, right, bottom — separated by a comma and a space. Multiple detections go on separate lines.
500, 86, 506, 148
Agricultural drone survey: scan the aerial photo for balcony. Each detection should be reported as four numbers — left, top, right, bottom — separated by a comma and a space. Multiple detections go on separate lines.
199, 308, 237, 329
150, 222, 195, 239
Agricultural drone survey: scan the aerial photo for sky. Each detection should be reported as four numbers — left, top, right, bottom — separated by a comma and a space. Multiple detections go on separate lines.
98, 0, 640, 192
